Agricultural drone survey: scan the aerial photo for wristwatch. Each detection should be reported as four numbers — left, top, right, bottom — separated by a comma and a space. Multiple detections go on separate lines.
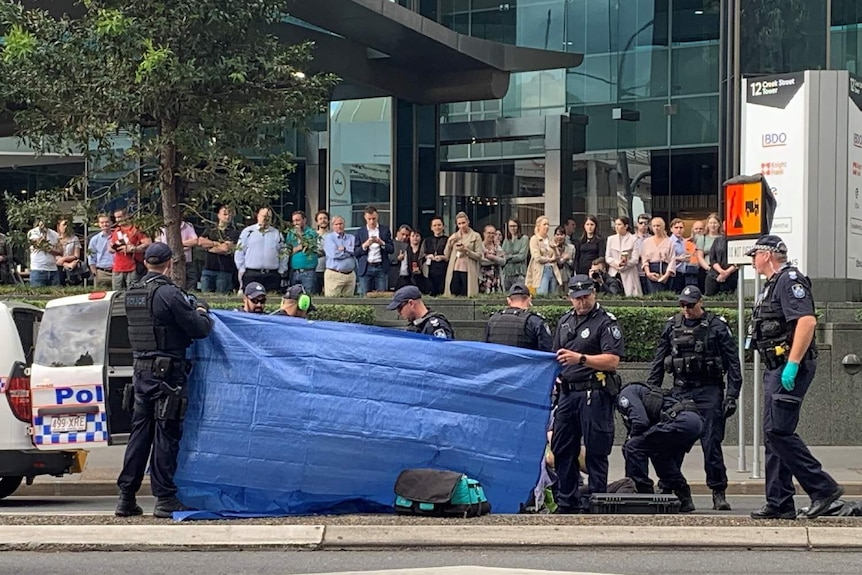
578, 354, 587, 366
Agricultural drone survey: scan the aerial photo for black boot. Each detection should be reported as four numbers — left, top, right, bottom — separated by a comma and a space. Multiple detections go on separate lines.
674, 485, 695, 513
153, 496, 193, 519
115, 493, 143, 517
712, 490, 731, 511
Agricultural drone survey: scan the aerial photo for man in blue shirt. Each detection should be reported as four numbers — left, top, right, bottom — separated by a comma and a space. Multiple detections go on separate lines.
87, 214, 115, 289
323, 215, 356, 297
285, 210, 318, 295
234, 207, 288, 293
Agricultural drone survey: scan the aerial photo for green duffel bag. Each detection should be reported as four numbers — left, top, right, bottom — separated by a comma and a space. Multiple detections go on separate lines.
394, 468, 491, 518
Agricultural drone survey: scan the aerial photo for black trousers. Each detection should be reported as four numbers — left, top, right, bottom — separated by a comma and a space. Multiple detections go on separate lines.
668, 384, 728, 491
449, 271, 468, 296
624, 411, 703, 492
242, 269, 281, 293
764, 358, 838, 510
117, 368, 184, 499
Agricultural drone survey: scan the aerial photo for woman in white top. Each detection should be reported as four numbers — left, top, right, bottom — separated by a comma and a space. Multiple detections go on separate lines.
525, 215, 561, 295
605, 216, 641, 296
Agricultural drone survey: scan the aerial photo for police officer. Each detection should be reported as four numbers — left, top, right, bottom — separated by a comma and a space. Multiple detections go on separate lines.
387, 285, 454, 339
484, 281, 552, 351
551, 274, 624, 513
747, 235, 843, 519
617, 382, 703, 512
116, 242, 213, 518
272, 284, 316, 318
646, 285, 741, 511
238, 282, 268, 313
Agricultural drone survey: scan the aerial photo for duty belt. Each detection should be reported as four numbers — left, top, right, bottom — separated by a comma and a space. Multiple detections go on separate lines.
756, 344, 817, 370
134, 357, 189, 372
558, 375, 605, 393
661, 400, 699, 423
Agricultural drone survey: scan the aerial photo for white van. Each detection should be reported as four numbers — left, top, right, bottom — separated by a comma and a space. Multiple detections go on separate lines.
27, 292, 133, 461
0, 300, 86, 498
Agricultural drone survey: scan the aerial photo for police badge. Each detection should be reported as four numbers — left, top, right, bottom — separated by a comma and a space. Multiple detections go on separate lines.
580, 328, 590, 338
791, 284, 806, 299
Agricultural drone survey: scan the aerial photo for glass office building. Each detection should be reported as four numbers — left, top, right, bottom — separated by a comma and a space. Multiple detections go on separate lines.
319, 0, 862, 237
1, 1, 861, 239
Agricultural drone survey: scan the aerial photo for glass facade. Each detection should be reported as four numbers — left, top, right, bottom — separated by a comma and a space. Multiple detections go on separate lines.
328, 98, 394, 229
832, 0, 862, 73
438, 0, 722, 236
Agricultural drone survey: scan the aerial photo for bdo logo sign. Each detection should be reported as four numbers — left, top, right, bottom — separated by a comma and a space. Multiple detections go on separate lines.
762, 133, 787, 147
854, 133, 862, 149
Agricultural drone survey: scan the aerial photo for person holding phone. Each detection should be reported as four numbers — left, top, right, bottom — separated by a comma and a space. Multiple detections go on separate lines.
605, 216, 641, 296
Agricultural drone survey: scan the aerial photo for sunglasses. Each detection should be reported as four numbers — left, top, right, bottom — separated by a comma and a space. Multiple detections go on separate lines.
680, 302, 696, 309
251, 297, 267, 305
638, 220, 649, 225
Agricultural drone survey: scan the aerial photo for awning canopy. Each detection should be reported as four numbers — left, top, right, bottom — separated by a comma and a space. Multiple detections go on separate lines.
282, 0, 583, 104
16, 0, 583, 106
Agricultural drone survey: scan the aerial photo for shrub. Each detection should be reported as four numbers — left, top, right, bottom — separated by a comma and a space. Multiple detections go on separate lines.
479, 304, 748, 362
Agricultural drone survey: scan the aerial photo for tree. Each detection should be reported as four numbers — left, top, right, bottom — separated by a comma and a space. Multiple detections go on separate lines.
0, 0, 336, 286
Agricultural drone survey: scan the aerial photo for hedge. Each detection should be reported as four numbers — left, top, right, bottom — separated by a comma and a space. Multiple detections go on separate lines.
480, 304, 749, 362
2, 297, 375, 326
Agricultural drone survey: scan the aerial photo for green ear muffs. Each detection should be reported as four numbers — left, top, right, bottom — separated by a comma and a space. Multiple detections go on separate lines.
298, 294, 311, 311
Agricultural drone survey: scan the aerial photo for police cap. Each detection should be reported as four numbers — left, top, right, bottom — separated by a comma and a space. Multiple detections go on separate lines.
144, 242, 172, 265
507, 281, 530, 297
678, 285, 703, 305
567, 274, 596, 298
387, 285, 422, 310
745, 234, 788, 257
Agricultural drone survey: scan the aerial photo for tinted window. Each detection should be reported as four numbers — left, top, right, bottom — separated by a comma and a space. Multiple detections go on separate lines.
12, 308, 42, 365
34, 302, 110, 367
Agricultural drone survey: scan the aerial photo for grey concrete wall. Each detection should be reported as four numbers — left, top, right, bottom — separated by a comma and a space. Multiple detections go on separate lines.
350, 297, 862, 445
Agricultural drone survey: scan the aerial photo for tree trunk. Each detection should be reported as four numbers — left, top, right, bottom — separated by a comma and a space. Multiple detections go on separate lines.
159, 117, 186, 287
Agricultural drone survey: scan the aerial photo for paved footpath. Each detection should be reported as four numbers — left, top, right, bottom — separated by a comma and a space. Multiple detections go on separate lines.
5, 445, 860, 552
17, 445, 862, 497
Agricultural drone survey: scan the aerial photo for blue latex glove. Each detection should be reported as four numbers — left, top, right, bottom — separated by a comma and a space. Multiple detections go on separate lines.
781, 361, 799, 391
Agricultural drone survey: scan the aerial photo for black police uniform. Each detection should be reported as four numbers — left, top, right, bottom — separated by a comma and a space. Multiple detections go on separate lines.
647, 310, 741, 497
751, 263, 838, 514
551, 303, 624, 512
408, 310, 454, 339
617, 383, 703, 508
484, 307, 553, 351
117, 271, 212, 513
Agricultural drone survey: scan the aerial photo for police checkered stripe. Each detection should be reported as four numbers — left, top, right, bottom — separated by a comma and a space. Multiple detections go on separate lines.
32, 411, 108, 445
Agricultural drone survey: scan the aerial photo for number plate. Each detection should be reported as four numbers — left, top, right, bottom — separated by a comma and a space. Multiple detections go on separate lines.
50, 415, 87, 433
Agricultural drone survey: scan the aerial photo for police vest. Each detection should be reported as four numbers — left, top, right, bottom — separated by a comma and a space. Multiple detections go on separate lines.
125, 276, 190, 353
667, 312, 723, 380
486, 308, 537, 349
412, 311, 454, 338
752, 266, 809, 347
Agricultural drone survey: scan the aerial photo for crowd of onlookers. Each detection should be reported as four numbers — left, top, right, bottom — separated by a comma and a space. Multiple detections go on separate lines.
0, 205, 738, 298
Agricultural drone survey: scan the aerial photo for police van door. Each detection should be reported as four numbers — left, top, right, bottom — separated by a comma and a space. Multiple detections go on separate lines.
29, 292, 131, 450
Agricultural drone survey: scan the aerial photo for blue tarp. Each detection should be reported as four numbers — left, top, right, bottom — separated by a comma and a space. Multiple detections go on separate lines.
173, 311, 559, 517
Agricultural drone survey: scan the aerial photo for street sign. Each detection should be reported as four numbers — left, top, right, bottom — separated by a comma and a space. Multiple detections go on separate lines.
723, 174, 777, 240
725, 181, 762, 236
728, 238, 757, 265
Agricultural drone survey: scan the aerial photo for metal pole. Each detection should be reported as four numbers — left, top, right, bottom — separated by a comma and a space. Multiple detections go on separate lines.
751, 272, 763, 479
737, 264, 747, 472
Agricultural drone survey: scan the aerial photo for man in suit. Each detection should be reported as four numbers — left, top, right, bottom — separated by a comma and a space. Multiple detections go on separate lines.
353, 205, 394, 295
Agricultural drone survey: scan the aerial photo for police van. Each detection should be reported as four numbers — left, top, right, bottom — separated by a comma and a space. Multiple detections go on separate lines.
24, 292, 133, 470
0, 300, 87, 498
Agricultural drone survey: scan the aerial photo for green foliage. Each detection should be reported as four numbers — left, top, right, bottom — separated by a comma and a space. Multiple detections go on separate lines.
479, 303, 748, 362
2, 292, 374, 325
0, 0, 338, 282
